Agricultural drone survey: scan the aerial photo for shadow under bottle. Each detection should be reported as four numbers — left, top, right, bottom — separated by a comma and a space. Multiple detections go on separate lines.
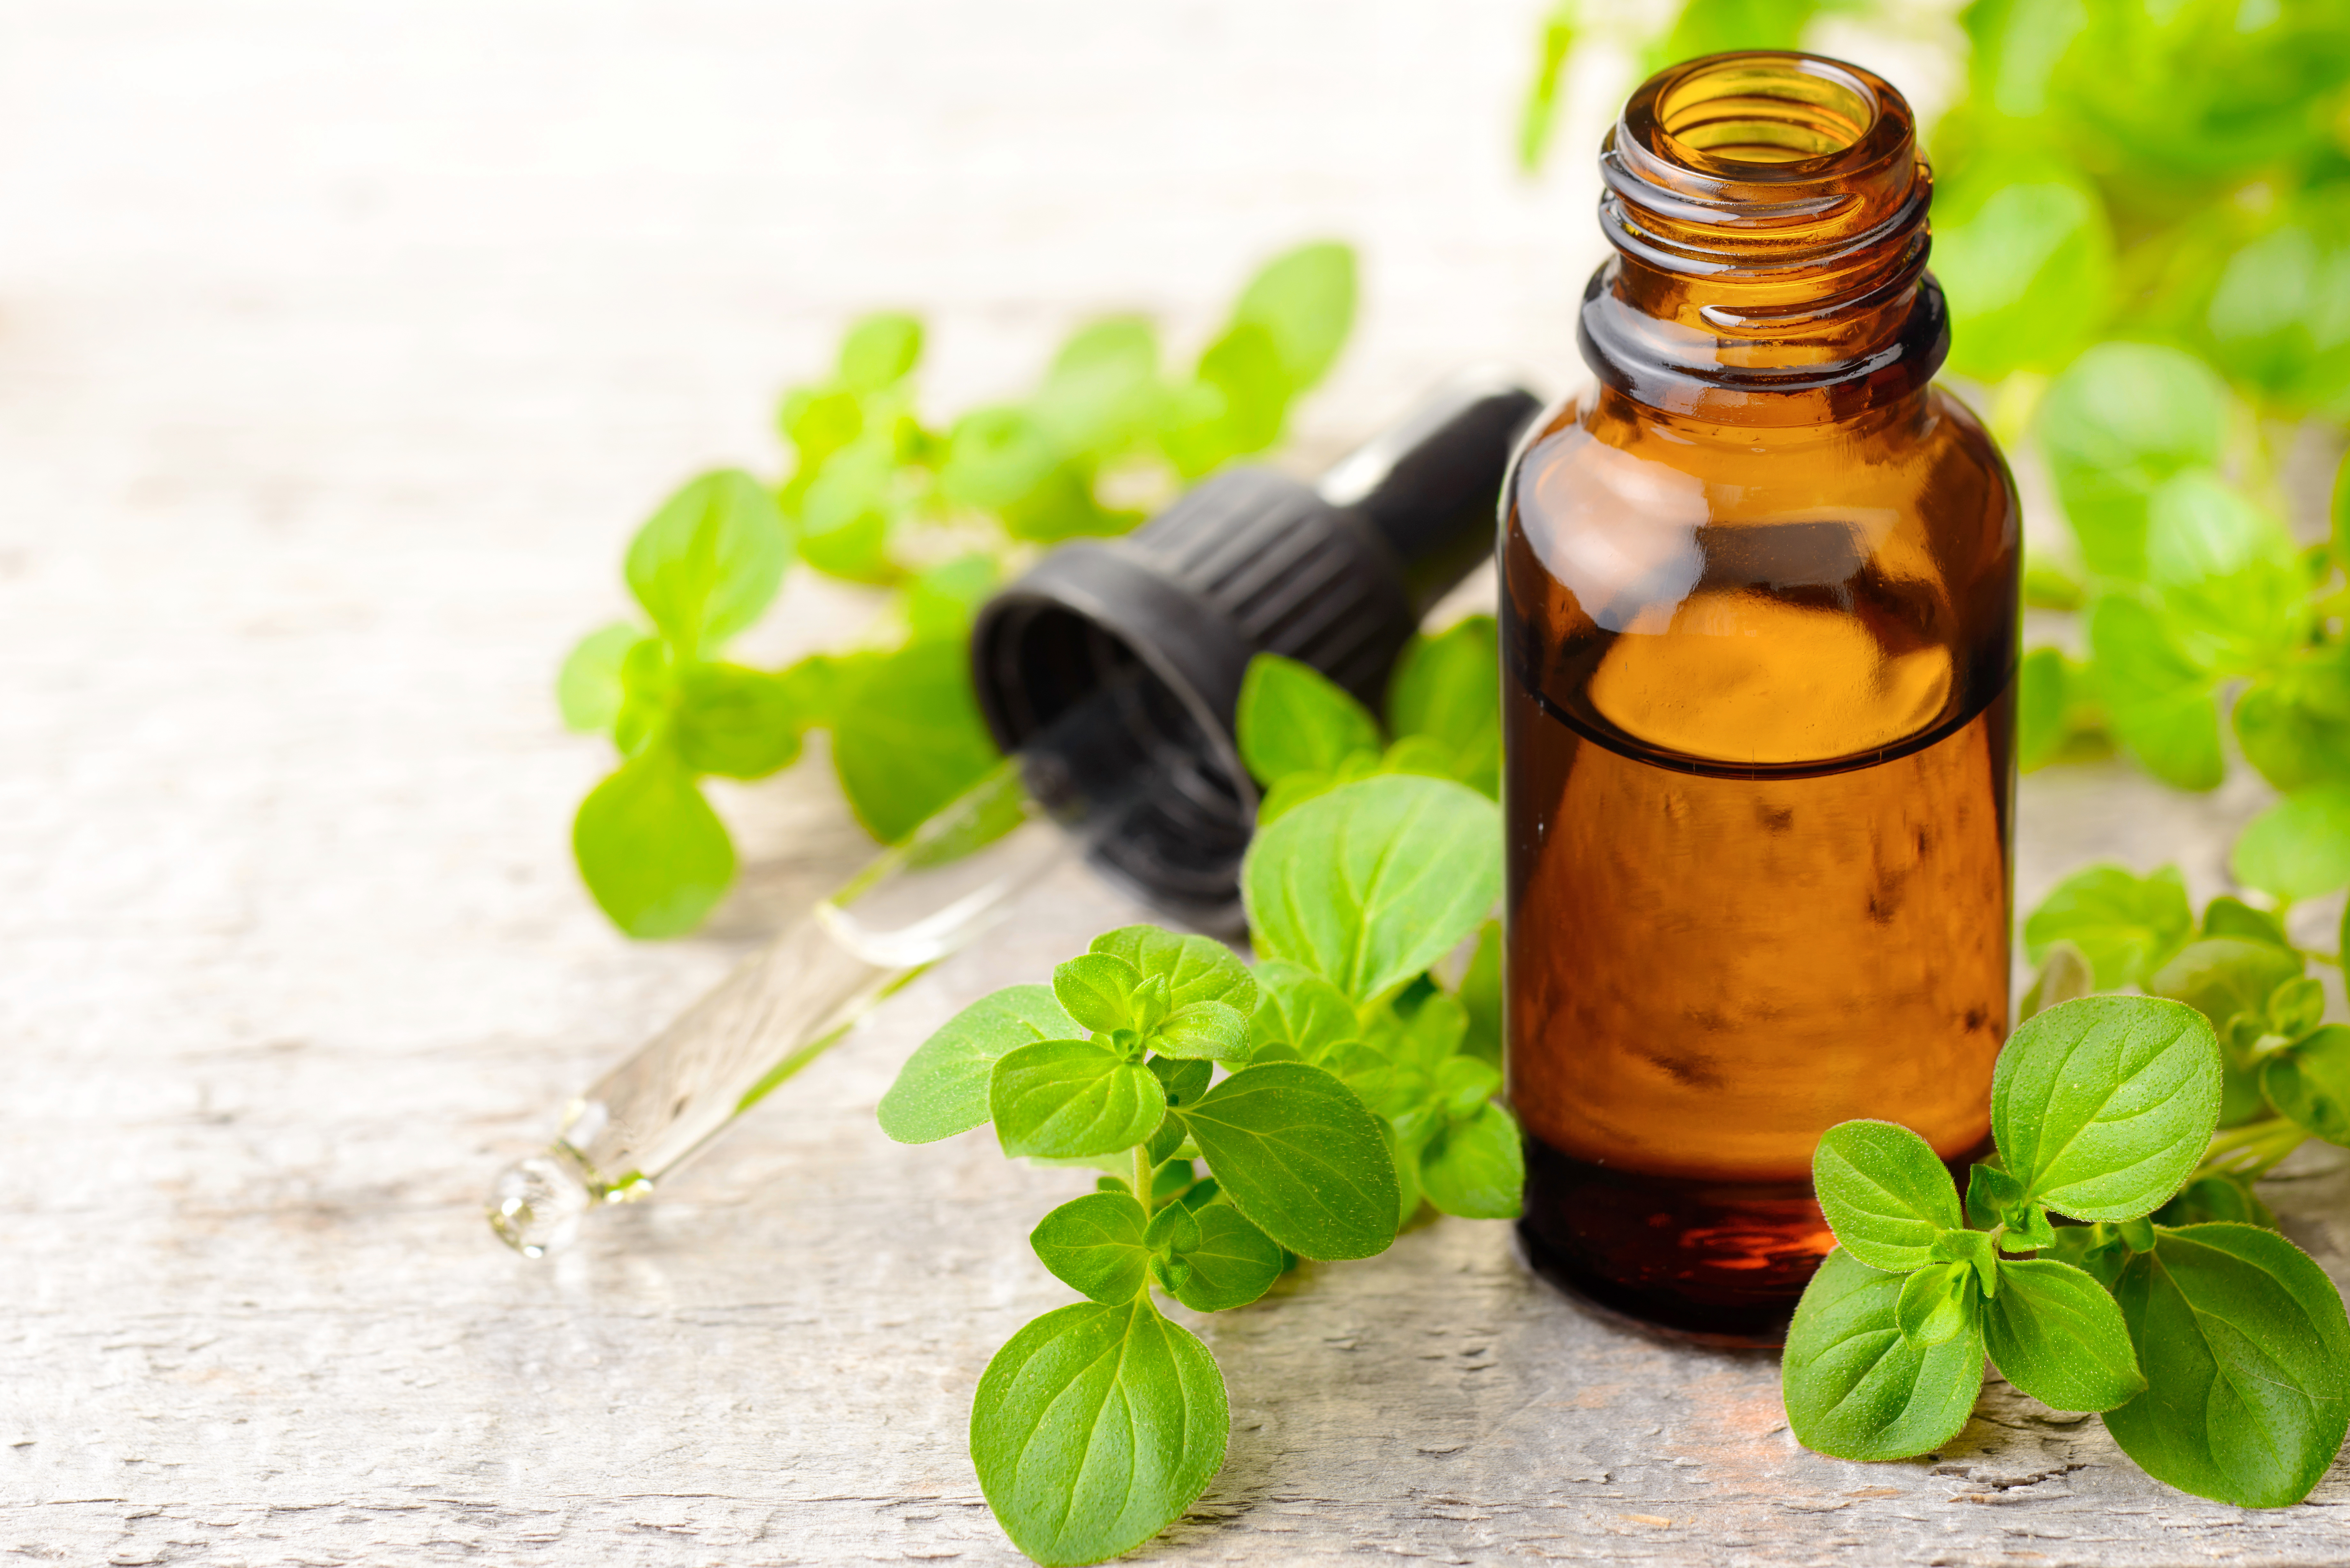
1502, 50, 2020, 1345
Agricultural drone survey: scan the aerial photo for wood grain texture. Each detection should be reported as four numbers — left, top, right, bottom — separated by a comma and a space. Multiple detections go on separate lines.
4, 4, 2347, 1564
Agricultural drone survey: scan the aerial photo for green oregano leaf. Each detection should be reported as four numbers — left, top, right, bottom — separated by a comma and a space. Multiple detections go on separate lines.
2263, 1023, 2350, 1146
1248, 959, 1360, 1062
992, 1039, 1167, 1160
1089, 925, 1256, 1012
1152, 1000, 1252, 1062
970, 1298, 1228, 1567
1384, 615, 1502, 797
2022, 864, 2194, 990
1931, 1225, 2001, 1297
1030, 1192, 1152, 1305
1418, 1102, 1524, 1221
1243, 775, 1502, 1003
1982, 1258, 2145, 1412
670, 661, 807, 779
1812, 1120, 1964, 1272
1236, 653, 1382, 786
2104, 1224, 2350, 1509
1054, 951, 1157, 1035
2153, 1172, 2280, 1230
1165, 1202, 1285, 1313
1783, 1249, 1987, 1462
1991, 994, 2224, 1220
557, 622, 646, 735
624, 469, 792, 658
1896, 1262, 1976, 1349
1172, 1061, 1399, 1261
880, 984, 1081, 1143
2202, 894, 2294, 950
572, 746, 736, 939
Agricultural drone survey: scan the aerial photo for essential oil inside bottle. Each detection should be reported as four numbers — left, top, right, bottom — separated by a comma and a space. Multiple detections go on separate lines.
1503, 52, 2019, 1345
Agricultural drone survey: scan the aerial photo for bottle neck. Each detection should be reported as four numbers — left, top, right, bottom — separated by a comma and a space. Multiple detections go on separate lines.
1576, 52, 1946, 426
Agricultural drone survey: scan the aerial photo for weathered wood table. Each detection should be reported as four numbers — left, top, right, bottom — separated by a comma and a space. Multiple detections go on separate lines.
7, 4, 2346, 1563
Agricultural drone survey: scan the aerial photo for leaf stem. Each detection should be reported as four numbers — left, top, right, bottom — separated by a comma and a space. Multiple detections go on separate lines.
1134, 1144, 1155, 1219
2195, 1117, 2310, 1182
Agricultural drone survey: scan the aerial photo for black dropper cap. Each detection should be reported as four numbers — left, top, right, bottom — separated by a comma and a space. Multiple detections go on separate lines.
969, 370, 1543, 931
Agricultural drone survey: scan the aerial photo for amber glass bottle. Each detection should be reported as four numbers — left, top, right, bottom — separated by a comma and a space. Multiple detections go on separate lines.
1503, 52, 2019, 1345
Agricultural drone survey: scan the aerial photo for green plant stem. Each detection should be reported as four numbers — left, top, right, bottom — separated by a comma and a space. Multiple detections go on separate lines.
2196, 1117, 2310, 1181
1134, 1144, 1155, 1219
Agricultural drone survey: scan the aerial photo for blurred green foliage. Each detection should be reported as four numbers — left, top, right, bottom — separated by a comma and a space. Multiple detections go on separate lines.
558, 243, 1358, 937
1522, 0, 2350, 919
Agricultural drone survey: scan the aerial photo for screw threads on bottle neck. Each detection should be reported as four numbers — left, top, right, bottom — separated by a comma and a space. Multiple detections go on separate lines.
1580, 52, 1946, 420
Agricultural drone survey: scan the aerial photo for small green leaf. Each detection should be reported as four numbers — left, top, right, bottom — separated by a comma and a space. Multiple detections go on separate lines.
1982, 1258, 2145, 1412
879, 984, 1080, 1143
1089, 925, 1255, 1012
1457, 919, 1503, 1065
2105, 1224, 2350, 1509
2022, 863, 2194, 991
2264, 1024, 2350, 1146
970, 1298, 1228, 1567
1812, 1120, 1966, 1272
1030, 1191, 1152, 1305
1783, 1249, 1987, 1462
2035, 343, 2230, 579
557, 623, 645, 735
1418, 1101, 1524, 1220
1932, 1225, 2001, 1297
2088, 596, 2224, 791
1386, 615, 1501, 796
1163, 323, 1289, 478
2015, 645, 2073, 771
2143, 470, 2307, 673
2148, 938, 2307, 1037
1992, 995, 2224, 1221
1237, 653, 1383, 787
1244, 775, 1502, 1004
1964, 1161, 2028, 1234
1055, 951, 1154, 1035
670, 662, 807, 779
1897, 1262, 1976, 1349
1231, 241, 1355, 393
572, 747, 736, 939
1165, 1202, 1285, 1313
2202, 895, 2293, 949
1173, 1061, 1399, 1261
2154, 1173, 2279, 1231
904, 553, 999, 643
2018, 940, 2096, 1021
2233, 782, 2350, 902
1935, 155, 2116, 381
940, 404, 1060, 510
2234, 659, 2350, 794
992, 1039, 1167, 1160
2267, 976, 2326, 1039
1248, 959, 1360, 1063
829, 639, 1002, 843
837, 312, 922, 392
795, 434, 898, 582
1153, 1001, 1252, 1062
624, 469, 793, 657
1031, 318, 1162, 457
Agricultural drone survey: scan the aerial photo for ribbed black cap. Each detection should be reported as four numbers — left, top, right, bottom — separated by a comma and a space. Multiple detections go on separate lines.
969, 370, 1542, 930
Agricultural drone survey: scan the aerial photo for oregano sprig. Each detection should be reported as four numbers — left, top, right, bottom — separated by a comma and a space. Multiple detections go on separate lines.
877, 772, 1512, 1565
1786, 984, 2350, 1508
559, 244, 1360, 937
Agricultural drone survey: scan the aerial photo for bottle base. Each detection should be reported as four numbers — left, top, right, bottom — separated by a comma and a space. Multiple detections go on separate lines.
1515, 1137, 1838, 1348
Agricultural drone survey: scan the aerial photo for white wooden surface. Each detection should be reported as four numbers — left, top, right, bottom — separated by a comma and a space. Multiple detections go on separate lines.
5, 4, 2348, 1564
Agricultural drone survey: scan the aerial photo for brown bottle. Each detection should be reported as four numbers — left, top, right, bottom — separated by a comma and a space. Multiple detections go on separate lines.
1502, 52, 2019, 1345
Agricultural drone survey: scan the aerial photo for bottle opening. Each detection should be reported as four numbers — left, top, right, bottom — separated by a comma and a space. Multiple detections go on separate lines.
1655, 56, 1877, 168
